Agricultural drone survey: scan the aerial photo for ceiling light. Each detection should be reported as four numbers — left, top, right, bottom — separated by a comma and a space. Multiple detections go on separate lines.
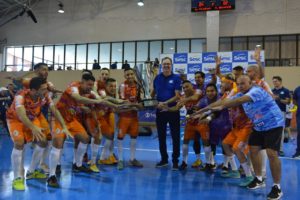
58, 2, 64, 13
137, 0, 144, 7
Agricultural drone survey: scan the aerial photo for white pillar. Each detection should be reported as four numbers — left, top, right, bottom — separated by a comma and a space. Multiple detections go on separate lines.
206, 11, 220, 52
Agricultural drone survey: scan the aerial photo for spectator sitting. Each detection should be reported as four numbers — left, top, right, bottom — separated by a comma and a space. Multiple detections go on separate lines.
93, 59, 101, 70
110, 61, 118, 69
122, 60, 130, 70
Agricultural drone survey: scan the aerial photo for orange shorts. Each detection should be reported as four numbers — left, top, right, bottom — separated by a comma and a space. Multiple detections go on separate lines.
117, 116, 138, 139
98, 113, 114, 137
222, 127, 251, 152
8, 114, 51, 144
52, 118, 87, 140
184, 123, 209, 141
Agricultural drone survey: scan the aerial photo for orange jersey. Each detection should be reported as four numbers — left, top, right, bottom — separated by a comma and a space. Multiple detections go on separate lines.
97, 80, 106, 97
226, 88, 253, 129
118, 80, 140, 118
56, 81, 97, 122
6, 89, 53, 121
181, 91, 200, 125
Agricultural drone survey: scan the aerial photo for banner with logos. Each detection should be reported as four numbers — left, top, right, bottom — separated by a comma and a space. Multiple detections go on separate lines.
160, 50, 265, 84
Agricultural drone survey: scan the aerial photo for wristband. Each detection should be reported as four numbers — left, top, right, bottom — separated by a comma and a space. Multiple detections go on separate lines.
206, 116, 212, 121
204, 110, 212, 115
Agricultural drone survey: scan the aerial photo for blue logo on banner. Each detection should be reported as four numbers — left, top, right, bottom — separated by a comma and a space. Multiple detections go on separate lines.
202, 52, 217, 63
220, 63, 232, 73
233, 51, 248, 62
204, 74, 212, 83
138, 110, 156, 122
187, 64, 202, 74
189, 56, 202, 63
174, 53, 188, 64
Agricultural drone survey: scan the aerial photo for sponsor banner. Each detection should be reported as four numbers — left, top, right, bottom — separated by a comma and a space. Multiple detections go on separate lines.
138, 109, 156, 122
202, 52, 217, 63
202, 63, 214, 74
232, 51, 248, 62
173, 53, 188, 64
218, 51, 232, 63
220, 63, 233, 74
188, 53, 202, 63
187, 74, 195, 84
187, 63, 202, 74
173, 64, 188, 74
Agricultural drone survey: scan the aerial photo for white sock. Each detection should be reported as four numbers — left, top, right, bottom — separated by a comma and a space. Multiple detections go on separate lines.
196, 154, 200, 160
204, 146, 211, 164
73, 148, 77, 164
91, 140, 99, 164
210, 152, 215, 165
117, 139, 123, 161
260, 150, 267, 178
182, 144, 189, 163
109, 139, 114, 155
76, 142, 87, 167
223, 155, 229, 168
40, 141, 51, 166
21, 149, 25, 177
58, 149, 62, 165
100, 139, 112, 160
11, 148, 23, 179
130, 139, 137, 161
49, 147, 62, 176
28, 145, 45, 172
241, 162, 252, 177
228, 155, 238, 171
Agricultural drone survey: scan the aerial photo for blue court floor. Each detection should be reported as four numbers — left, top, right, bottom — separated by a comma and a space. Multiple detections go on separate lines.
0, 132, 299, 200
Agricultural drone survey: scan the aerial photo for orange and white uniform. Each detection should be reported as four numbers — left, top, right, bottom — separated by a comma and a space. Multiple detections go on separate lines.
6, 90, 53, 143
53, 81, 92, 139
97, 80, 106, 97
183, 93, 209, 141
222, 88, 253, 152
117, 81, 140, 139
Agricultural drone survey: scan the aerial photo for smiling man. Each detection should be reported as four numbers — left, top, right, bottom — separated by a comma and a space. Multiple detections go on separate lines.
151, 57, 182, 170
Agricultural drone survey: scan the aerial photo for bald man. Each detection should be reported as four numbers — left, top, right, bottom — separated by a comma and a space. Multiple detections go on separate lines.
203, 75, 284, 200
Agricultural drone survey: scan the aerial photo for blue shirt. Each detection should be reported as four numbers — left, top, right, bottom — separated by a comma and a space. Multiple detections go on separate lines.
294, 86, 300, 116
233, 86, 284, 131
153, 73, 181, 107
272, 87, 290, 112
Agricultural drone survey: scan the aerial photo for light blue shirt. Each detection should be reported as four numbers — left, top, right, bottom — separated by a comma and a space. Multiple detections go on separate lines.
232, 86, 284, 131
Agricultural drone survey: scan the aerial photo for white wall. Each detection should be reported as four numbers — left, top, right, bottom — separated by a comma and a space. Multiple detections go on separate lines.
1, 0, 300, 46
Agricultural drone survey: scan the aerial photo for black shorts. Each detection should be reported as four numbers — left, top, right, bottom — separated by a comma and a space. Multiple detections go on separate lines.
248, 127, 283, 151
285, 118, 291, 127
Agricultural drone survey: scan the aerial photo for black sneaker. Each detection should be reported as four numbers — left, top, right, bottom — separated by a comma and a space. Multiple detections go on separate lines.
156, 161, 168, 168
278, 151, 285, 157
179, 161, 188, 171
292, 151, 300, 159
47, 175, 59, 188
55, 165, 61, 175
199, 163, 209, 171
72, 164, 92, 173
72, 164, 79, 172
267, 185, 283, 200
172, 163, 179, 171
247, 177, 266, 190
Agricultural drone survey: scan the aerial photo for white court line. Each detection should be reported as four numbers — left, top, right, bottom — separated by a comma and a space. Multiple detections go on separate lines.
64, 140, 300, 160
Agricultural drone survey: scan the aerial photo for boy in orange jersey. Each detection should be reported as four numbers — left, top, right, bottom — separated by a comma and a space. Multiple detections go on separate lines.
7, 63, 62, 174
96, 68, 111, 97
47, 74, 121, 187
162, 80, 210, 170
6, 77, 71, 191
117, 68, 144, 170
98, 78, 120, 165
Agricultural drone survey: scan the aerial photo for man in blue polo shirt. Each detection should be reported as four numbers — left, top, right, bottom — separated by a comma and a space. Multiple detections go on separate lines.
272, 76, 290, 156
151, 57, 181, 170
202, 75, 284, 200
292, 85, 300, 158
